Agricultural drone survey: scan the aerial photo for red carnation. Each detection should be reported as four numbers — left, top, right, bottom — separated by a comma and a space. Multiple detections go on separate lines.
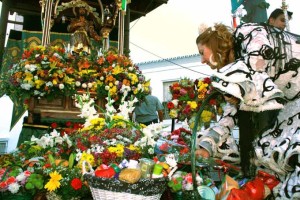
71, 178, 82, 190
65, 121, 72, 127
167, 102, 175, 109
51, 122, 58, 129
189, 92, 195, 99
209, 99, 216, 105
203, 77, 212, 84
159, 143, 169, 152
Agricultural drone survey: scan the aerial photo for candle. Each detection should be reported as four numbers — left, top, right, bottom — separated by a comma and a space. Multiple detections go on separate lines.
139, 158, 155, 178
152, 164, 163, 175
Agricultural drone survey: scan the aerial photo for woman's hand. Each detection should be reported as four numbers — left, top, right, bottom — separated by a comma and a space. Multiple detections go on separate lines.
224, 94, 240, 106
195, 148, 210, 158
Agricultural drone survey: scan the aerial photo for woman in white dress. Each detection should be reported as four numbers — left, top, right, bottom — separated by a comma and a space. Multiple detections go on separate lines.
195, 22, 300, 199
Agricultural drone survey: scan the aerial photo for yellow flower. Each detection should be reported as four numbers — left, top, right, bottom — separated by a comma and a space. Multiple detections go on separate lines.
128, 73, 138, 84
187, 101, 198, 110
201, 110, 213, 123
63, 76, 75, 85
90, 117, 105, 127
169, 109, 178, 118
24, 72, 33, 82
108, 144, 124, 157
79, 152, 95, 167
112, 65, 123, 75
50, 61, 58, 68
128, 144, 140, 152
109, 86, 117, 96
34, 79, 45, 89
44, 171, 62, 192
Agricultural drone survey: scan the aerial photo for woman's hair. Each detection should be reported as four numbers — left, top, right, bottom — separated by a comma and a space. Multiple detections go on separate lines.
196, 23, 235, 68
268, 8, 293, 23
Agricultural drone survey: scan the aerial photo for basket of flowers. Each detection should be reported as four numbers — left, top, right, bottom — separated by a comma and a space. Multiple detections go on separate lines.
72, 93, 171, 200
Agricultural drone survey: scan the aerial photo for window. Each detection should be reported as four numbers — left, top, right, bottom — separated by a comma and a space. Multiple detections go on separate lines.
163, 80, 178, 102
0, 139, 8, 154
162, 80, 178, 119
5, 12, 24, 45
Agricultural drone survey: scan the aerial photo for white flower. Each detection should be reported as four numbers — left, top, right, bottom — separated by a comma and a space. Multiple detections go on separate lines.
63, 134, 73, 147
115, 80, 119, 85
59, 83, 64, 89
50, 129, 60, 137
46, 81, 53, 87
105, 85, 110, 90
82, 83, 87, 88
24, 64, 37, 72
87, 82, 93, 88
16, 172, 26, 182
75, 151, 82, 161
21, 83, 33, 90
75, 81, 81, 87
8, 182, 20, 194
55, 136, 64, 145
148, 148, 154, 155
172, 99, 179, 107
100, 76, 104, 81
128, 66, 134, 71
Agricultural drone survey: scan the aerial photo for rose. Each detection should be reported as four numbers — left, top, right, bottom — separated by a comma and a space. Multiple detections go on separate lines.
70, 178, 82, 190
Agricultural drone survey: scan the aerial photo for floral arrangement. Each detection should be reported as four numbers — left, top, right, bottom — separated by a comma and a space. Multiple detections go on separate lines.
7, 45, 74, 100
93, 50, 150, 106
0, 123, 90, 199
3, 45, 149, 108
167, 77, 224, 129
74, 92, 166, 167
0, 92, 167, 199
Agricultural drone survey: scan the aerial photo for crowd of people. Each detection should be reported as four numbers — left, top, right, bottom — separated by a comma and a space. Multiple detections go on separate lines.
194, 8, 300, 199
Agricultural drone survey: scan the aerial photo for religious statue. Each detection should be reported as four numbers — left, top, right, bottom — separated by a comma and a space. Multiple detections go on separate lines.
67, 7, 102, 54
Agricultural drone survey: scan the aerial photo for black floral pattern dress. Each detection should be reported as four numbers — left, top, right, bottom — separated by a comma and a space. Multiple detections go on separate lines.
197, 23, 300, 199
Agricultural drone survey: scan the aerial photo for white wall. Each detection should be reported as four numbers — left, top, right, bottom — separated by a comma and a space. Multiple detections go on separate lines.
140, 61, 214, 102
0, 96, 27, 153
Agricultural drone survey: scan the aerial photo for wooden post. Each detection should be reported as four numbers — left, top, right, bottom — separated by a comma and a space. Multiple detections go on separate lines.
0, 0, 11, 71
124, 4, 130, 57
118, 10, 125, 55
41, 0, 54, 46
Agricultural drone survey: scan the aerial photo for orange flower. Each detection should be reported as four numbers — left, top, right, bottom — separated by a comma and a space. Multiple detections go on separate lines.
65, 67, 75, 74
122, 79, 130, 86
78, 60, 91, 71
97, 57, 104, 65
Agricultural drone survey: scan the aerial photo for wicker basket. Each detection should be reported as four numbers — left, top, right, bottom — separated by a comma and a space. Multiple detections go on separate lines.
82, 161, 167, 200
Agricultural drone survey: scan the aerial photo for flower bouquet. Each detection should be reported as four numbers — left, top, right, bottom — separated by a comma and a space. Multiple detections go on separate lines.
167, 77, 224, 129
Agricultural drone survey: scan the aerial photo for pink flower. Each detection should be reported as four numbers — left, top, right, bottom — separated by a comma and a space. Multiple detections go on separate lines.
179, 89, 187, 95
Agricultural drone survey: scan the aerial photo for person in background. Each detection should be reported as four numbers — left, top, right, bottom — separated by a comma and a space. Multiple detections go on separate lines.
195, 21, 300, 199
134, 87, 164, 126
267, 8, 293, 30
